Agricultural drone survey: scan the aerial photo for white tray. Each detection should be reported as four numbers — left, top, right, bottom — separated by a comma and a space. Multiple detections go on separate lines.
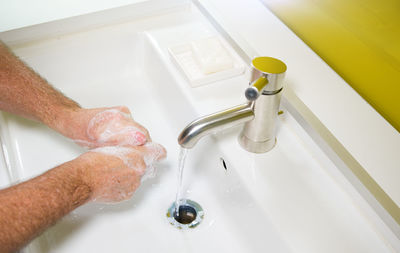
168, 37, 245, 87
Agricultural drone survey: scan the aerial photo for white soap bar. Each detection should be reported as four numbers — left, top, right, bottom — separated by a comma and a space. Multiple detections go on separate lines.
191, 37, 233, 74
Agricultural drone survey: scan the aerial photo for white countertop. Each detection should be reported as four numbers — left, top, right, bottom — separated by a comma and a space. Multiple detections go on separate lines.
197, 0, 400, 208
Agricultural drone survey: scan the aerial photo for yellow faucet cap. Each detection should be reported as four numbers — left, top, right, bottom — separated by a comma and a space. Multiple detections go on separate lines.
252, 56, 287, 74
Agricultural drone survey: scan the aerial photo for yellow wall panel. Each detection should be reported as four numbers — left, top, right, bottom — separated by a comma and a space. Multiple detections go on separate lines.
262, 0, 400, 131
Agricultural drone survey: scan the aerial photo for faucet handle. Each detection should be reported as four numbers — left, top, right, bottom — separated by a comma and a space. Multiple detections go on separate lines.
245, 75, 269, 101
245, 57, 287, 101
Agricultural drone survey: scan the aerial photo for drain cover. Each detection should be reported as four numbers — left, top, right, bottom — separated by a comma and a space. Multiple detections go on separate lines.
167, 199, 204, 229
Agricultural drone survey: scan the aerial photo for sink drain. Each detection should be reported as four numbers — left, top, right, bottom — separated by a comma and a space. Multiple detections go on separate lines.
167, 199, 204, 229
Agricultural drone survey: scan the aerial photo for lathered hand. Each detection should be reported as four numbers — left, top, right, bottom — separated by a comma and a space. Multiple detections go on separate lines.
78, 143, 166, 203
57, 106, 150, 148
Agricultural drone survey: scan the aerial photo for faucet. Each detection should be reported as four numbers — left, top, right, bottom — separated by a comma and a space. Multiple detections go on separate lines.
178, 56, 287, 153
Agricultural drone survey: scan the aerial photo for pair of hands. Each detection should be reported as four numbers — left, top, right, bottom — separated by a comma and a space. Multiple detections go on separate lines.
59, 106, 166, 203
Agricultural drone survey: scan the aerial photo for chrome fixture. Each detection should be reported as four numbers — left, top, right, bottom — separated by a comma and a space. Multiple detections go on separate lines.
178, 56, 287, 153
167, 199, 204, 229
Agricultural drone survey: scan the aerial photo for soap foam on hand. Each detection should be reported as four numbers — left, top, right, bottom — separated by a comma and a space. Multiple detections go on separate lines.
91, 143, 165, 183
75, 108, 147, 148
191, 36, 234, 74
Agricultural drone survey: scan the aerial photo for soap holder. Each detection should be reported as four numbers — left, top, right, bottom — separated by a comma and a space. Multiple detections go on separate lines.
168, 36, 245, 87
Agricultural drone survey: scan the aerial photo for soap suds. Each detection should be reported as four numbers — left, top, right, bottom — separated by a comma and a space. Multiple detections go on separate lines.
86, 109, 146, 147
91, 143, 165, 182
141, 142, 166, 182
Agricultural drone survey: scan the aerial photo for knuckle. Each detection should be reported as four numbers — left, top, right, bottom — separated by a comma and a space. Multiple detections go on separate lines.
138, 158, 147, 170
117, 106, 130, 113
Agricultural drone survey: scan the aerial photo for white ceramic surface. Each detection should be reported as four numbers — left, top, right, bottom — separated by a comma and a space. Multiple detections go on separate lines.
0, 0, 151, 32
199, 0, 400, 208
0, 4, 397, 253
0, 135, 10, 189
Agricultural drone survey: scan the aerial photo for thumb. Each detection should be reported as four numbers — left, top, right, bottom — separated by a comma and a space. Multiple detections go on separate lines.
141, 142, 167, 166
137, 142, 167, 182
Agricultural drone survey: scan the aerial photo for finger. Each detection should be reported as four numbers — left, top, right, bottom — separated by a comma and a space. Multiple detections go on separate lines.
89, 146, 144, 170
147, 143, 167, 161
113, 106, 131, 115
108, 106, 151, 143
100, 127, 147, 146
113, 106, 152, 142
134, 142, 167, 165
87, 111, 149, 146
132, 122, 151, 143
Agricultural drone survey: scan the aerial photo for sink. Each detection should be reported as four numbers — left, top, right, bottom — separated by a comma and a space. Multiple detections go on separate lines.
0, 2, 398, 252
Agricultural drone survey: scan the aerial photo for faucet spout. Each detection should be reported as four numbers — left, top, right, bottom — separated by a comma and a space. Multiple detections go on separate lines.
178, 103, 254, 149
178, 56, 286, 153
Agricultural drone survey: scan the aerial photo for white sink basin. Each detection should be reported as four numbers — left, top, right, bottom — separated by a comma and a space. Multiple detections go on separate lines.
0, 2, 397, 253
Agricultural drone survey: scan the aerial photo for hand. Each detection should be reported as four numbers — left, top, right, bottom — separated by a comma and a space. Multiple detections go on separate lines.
58, 106, 150, 148
76, 142, 166, 203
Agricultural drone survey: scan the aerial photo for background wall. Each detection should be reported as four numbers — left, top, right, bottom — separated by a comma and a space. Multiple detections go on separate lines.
262, 0, 400, 132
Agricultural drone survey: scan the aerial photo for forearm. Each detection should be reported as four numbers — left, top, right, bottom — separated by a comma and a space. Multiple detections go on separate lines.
0, 160, 91, 253
0, 42, 149, 146
0, 41, 80, 129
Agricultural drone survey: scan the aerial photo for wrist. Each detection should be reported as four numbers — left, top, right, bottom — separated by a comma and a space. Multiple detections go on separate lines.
49, 107, 88, 141
51, 158, 93, 208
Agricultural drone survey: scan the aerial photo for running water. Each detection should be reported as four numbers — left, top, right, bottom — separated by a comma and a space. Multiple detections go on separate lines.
174, 147, 188, 215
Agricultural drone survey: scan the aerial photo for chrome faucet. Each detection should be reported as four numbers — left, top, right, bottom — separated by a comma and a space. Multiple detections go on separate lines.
178, 56, 287, 153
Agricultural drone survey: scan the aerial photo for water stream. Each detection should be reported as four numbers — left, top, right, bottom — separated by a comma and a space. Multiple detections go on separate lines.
174, 147, 188, 215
